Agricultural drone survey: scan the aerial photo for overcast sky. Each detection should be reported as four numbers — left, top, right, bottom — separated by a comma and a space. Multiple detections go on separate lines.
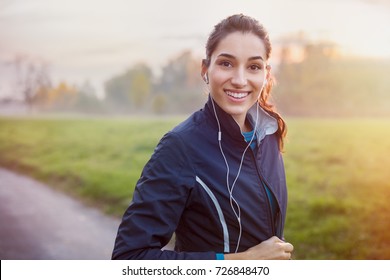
0, 0, 389, 98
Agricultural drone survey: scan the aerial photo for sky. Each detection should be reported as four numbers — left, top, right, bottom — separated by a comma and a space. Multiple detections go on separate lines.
0, 0, 389, 98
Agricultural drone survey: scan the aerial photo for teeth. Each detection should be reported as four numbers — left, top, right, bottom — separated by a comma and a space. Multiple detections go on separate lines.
225, 91, 249, 99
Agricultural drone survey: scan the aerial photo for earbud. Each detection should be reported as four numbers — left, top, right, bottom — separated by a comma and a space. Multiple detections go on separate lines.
203, 74, 209, 84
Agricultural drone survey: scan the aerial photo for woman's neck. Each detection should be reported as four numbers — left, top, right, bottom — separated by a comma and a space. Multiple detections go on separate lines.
232, 115, 252, 133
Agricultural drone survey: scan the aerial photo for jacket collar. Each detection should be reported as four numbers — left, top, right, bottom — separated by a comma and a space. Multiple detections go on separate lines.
204, 94, 278, 145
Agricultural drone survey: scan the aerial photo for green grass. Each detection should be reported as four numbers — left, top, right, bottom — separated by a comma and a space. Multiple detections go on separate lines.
1, 116, 389, 259
0, 116, 182, 215
284, 118, 390, 259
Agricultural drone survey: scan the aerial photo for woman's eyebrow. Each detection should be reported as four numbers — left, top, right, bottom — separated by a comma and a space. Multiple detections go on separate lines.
217, 53, 236, 59
217, 53, 264, 61
248, 56, 264, 61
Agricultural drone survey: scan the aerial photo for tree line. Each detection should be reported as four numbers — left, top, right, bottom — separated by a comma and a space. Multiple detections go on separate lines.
4, 43, 390, 117
274, 43, 390, 117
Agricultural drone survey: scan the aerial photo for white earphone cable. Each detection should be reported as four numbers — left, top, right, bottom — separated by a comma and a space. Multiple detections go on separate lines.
210, 96, 259, 253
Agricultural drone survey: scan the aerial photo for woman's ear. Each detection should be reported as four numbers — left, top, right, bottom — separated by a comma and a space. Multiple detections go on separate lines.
201, 61, 209, 84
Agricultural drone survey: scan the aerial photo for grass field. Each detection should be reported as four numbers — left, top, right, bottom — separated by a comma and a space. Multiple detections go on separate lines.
0, 116, 389, 259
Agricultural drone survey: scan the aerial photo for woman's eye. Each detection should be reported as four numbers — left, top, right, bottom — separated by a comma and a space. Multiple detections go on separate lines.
249, 64, 262, 71
219, 61, 232, 67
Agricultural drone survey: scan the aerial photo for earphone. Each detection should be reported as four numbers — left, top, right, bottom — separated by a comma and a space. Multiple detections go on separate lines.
210, 94, 259, 253
203, 74, 209, 84
206, 70, 267, 253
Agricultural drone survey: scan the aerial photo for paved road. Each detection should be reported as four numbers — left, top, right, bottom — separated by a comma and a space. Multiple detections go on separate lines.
0, 168, 121, 260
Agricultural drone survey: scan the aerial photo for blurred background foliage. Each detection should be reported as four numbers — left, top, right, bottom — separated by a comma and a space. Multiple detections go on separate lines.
2, 36, 389, 117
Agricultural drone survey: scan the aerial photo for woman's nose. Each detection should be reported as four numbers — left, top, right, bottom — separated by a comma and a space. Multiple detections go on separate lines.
231, 67, 247, 87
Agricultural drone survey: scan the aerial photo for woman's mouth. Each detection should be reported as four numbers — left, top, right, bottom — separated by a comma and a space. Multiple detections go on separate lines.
225, 90, 250, 100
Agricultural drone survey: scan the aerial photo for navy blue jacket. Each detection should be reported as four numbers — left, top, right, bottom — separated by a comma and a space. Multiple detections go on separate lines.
112, 96, 288, 259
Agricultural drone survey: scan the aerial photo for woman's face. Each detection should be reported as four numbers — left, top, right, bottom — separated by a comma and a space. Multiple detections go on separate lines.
203, 31, 268, 129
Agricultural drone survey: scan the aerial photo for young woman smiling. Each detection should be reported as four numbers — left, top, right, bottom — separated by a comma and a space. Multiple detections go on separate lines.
112, 14, 293, 260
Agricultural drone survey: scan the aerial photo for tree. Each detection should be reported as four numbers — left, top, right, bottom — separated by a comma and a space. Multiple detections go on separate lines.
152, 94, 167, 114
274, 41, 339, 116
274, 39, 390, 117
156, 50, 206, 113
45, 82, 77, 111
129, 63, 152, 110
104, 71, 132, 113
12, 55, 51, 112
104, 63, 153, 114
159, 50, 202, 93
73, 81, 104, 114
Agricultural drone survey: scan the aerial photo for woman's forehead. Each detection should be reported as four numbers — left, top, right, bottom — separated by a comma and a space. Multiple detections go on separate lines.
211, 32, 267, 60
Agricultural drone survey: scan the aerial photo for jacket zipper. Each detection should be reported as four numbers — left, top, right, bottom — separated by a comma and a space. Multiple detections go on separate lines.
249, 149, 279, 237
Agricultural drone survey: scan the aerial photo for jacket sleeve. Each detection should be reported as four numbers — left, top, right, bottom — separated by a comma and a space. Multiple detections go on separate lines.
112, 132, 216, 260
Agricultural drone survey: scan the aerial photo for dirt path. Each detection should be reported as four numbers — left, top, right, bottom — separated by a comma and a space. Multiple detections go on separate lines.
0, 168, 121, 259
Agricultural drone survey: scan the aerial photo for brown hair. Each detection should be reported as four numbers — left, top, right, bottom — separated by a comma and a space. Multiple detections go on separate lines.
203, 14, 287, 151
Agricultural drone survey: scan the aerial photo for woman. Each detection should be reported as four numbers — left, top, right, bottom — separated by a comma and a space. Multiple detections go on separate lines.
112, 14, 293, 260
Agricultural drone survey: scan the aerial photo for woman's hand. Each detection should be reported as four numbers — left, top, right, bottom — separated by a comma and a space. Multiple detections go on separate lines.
224, 236, 293, 260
